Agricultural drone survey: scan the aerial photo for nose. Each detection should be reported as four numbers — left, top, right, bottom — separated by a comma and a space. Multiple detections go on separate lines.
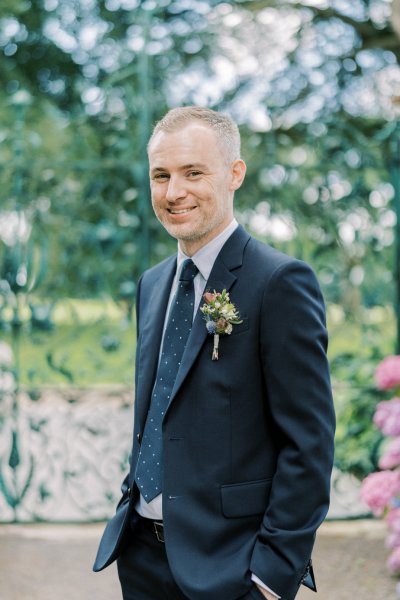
165, 175, 187, 203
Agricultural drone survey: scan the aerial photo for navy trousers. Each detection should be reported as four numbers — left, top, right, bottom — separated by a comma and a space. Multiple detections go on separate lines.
117, 516, 266, 600
117, 516, 187, 600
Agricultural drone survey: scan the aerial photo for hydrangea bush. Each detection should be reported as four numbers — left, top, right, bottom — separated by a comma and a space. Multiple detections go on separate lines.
361, 355, 400, 586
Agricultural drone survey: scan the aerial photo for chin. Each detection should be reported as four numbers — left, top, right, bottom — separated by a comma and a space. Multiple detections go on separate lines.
164, 223, 200, 242
162, 217, 222, 245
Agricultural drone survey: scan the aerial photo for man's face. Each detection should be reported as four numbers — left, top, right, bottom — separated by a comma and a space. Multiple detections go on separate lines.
148, 123, 245, 255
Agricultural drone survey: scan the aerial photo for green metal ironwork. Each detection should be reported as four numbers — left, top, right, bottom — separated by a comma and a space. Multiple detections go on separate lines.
389, 124, 400, 354
0, 24, 157, 519
0, 92, 33, 520
136, 9, 152, 275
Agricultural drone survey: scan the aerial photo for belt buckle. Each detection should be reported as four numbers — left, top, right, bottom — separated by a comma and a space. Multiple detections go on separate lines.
153, 521, 164, 543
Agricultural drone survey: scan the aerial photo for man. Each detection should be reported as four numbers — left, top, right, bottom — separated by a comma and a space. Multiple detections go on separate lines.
93, 106, 335, 600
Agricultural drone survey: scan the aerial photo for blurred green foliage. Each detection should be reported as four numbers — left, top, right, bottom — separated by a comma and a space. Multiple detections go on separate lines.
0, 0, 398, 312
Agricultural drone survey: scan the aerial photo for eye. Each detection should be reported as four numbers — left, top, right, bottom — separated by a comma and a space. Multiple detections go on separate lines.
187, 170, 202, 178
152, 172, 169, 181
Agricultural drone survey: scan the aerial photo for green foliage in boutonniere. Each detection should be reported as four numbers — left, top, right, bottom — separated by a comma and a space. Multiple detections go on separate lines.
200, 290, 242, 360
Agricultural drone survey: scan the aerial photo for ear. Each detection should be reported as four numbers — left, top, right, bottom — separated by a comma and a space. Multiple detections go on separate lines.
229, 159, 247, 192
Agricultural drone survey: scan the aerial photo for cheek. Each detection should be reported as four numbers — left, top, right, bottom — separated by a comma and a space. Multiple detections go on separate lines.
151, 189, 163, 208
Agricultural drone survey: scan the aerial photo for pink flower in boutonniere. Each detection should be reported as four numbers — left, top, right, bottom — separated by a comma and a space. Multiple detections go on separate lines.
200, 289, 242, 360
203, 292, 216, 304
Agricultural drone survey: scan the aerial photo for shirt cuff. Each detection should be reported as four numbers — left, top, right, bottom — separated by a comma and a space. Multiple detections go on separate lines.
251, 574, 281, 598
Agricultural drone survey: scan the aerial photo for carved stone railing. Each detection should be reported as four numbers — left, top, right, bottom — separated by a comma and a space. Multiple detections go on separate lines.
0, 385, 133, 522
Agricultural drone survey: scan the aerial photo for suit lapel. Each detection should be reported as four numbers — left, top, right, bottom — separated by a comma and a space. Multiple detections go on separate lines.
135, 256, 176, 430
166, 226, 251, 412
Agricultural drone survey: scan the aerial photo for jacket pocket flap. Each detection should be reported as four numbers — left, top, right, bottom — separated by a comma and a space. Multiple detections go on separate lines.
221, 478, 272, 518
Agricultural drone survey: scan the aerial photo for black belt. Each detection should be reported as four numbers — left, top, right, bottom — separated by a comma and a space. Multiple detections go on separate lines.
138, 516, 165, 543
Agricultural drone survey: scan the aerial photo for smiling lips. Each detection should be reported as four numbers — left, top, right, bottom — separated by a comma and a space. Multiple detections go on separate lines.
168, 207, 196, 215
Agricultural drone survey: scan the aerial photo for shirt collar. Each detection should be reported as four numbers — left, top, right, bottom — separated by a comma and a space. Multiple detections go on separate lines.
177, 219, 238, 280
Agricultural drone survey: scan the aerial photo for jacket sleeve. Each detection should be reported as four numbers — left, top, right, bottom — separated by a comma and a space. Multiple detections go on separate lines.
250, 259, 335, 600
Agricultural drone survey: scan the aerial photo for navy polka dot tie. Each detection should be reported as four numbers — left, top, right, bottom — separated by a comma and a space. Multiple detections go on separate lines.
135, 259, 198, 502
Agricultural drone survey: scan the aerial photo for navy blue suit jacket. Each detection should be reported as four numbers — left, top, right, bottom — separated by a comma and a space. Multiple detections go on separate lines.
93, 226, 335, 600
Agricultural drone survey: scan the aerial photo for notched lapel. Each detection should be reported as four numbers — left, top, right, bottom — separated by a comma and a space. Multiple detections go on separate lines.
167, 260, 237, 411
136, 258, 176, 429
166, 225, 251, 413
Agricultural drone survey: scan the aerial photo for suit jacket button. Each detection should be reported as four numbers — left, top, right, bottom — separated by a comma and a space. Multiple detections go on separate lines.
127, 487, 131, 497
137, 433, 141, 444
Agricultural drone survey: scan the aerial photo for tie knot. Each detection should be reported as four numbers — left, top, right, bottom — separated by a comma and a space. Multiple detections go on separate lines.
179, 259, 198, 282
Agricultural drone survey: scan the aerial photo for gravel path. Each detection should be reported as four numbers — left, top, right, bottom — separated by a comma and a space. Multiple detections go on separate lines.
0, 520, 396, 600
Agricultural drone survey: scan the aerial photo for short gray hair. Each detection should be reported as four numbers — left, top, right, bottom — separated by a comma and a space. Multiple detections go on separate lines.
148, 106, 241, 164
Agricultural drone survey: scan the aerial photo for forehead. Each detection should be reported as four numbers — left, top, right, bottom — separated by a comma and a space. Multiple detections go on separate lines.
148, 123, 224, 168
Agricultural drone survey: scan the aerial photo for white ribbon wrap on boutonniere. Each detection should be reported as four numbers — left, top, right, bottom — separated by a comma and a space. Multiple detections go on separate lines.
200, 290, 243, 360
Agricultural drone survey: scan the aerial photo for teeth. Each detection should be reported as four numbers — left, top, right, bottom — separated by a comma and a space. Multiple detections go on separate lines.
170, 208, 193, 214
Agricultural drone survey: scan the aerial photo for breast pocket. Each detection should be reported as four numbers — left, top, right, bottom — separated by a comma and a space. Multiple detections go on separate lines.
220, 477, 272, 518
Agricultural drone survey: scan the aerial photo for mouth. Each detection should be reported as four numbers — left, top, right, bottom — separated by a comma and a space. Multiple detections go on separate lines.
168, 207, 196, 215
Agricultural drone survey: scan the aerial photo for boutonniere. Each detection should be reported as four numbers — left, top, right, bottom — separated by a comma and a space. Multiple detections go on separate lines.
200, 289, 243, 360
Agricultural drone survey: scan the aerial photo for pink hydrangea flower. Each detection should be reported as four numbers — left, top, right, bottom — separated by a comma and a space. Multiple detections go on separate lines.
360, 471, 400, 516
379, 438, 400, 470
374, 398, 400, 437
388, 546, 400, 574
387, 531, 400, 549
386, 508, 400, 533
375, 356, 400, 391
